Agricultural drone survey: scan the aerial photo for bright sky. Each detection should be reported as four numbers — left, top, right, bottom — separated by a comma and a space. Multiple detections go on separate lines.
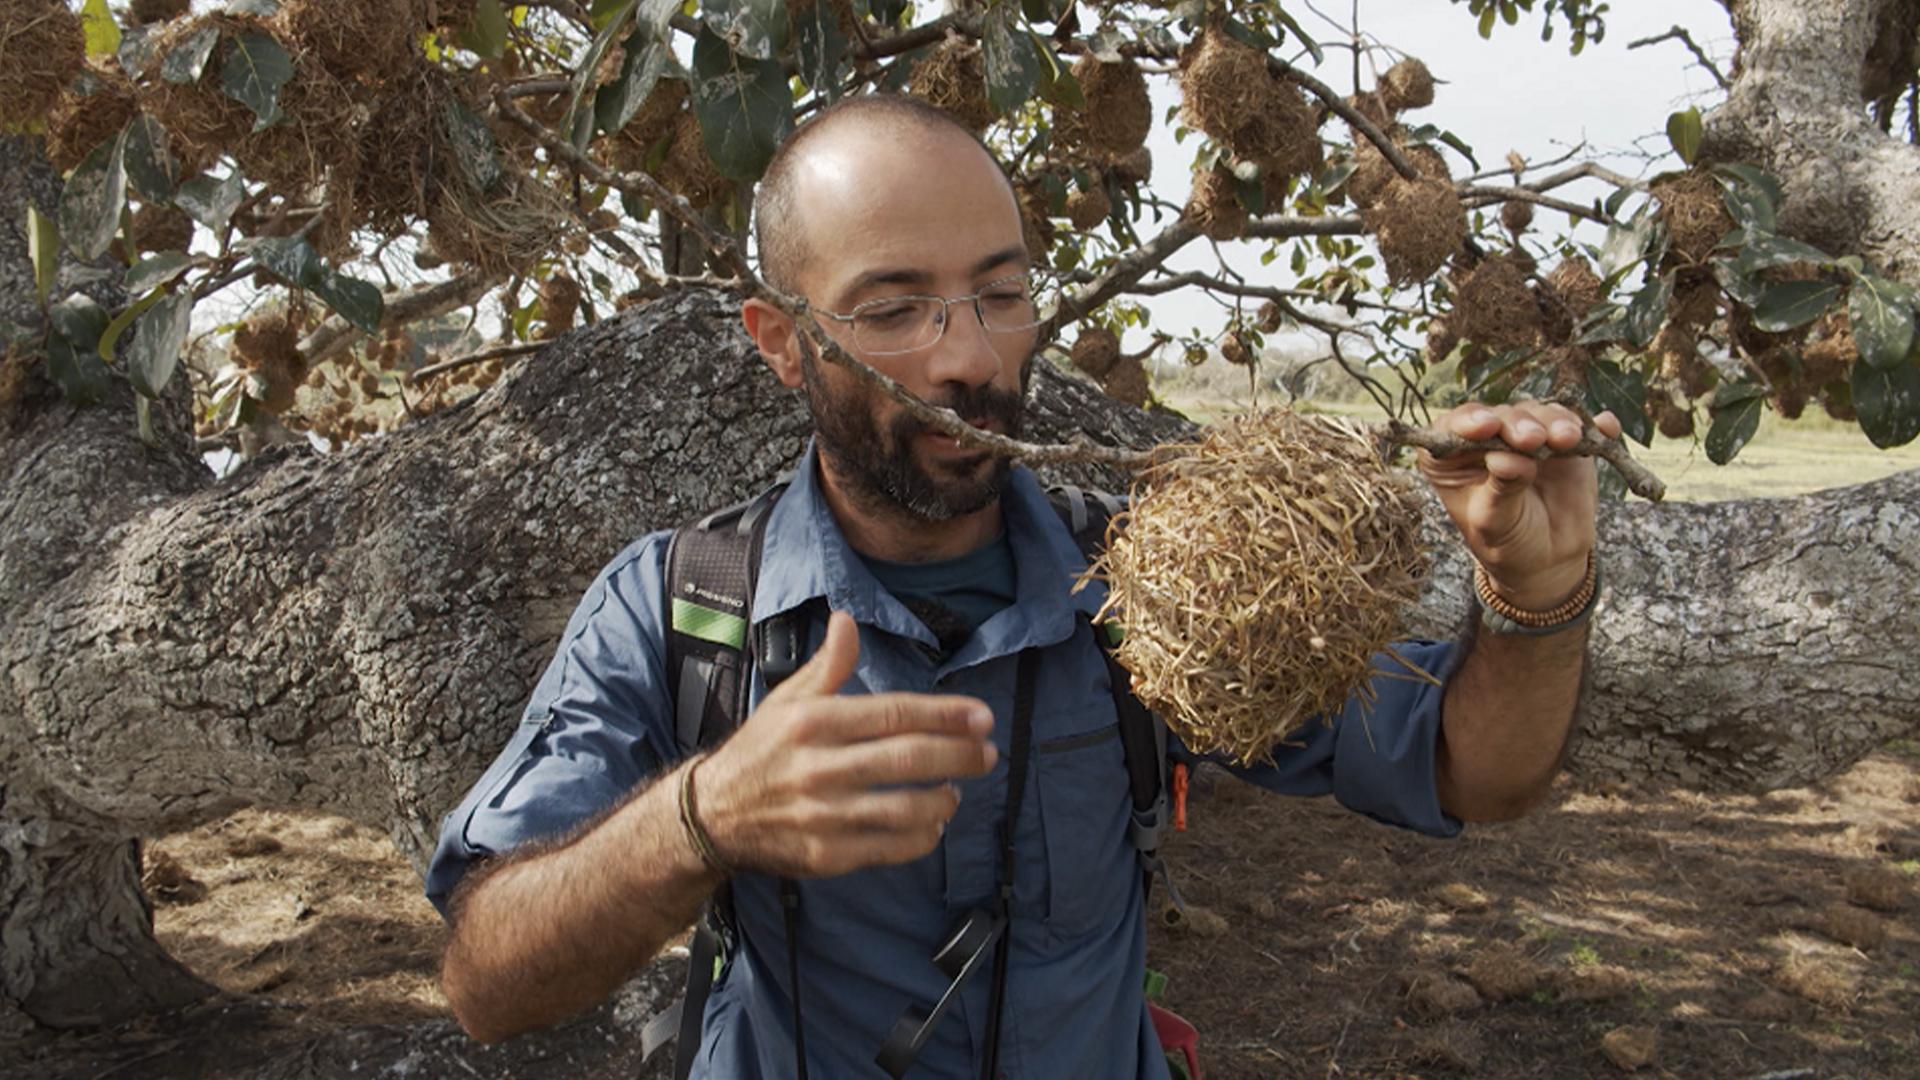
1132, 0, 1735, 350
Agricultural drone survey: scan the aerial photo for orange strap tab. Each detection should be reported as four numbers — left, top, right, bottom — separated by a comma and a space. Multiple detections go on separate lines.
1171, 762, 1189, 833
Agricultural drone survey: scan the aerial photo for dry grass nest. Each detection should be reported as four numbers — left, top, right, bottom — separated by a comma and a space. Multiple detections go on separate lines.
130, 201, 195, 253
1071, 326, 1121, 379
601, 77, 688, 175
1101, 354, 1149, 407
1112, 145, 1152, 186
908, 37, 994, 134
1653, 170, 1735, 265
1346, 130, 1445, 211
1378, 57, 1435, 112
0, 0, 85, 128
1184, 163, 1247, 241
1066, 184, 1110, 230
1363, 176, 1465, 284
1544, 255, 1605, 326
1088, 409, 1431, 765
1455, 254, 1543, 351
1057, 57, 1151, 161
275, 0, 419, 82
46, 60, 139, 174
537, 273, 582, 338
1018, 184, 1055, 265
233, 311, 309, 414
132, 0, 192, 27
656, 109, 733, 210
352, 64, 456, 236
1500, 198, 1534, 235
1180, 30, 1319, 167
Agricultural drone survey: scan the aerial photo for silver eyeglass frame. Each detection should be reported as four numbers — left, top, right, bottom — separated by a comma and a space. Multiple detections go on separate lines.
813, 272, 1047, 356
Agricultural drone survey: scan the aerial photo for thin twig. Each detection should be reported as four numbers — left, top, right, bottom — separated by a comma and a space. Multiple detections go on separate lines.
408, 340, 547, 385
1382, 417, 1666, 502
1628, 25, 1731, 91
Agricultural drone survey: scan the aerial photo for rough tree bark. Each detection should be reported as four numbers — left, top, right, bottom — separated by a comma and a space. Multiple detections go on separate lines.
1704, 0, 1920, 276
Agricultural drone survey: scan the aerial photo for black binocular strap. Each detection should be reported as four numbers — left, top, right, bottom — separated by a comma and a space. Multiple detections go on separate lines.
981, 648, 1038, 1080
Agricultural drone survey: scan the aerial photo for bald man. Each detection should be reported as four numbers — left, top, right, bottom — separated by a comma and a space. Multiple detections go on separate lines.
427, 95, 1614, 1078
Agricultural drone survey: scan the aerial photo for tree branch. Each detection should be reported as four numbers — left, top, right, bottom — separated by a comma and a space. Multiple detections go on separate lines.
298, 271, 493, 367
408, 340, 546, 385
1628, 25, 1731, 91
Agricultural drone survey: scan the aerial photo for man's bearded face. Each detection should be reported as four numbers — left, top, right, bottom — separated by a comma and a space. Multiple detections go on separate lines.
798, 337, 1030, 523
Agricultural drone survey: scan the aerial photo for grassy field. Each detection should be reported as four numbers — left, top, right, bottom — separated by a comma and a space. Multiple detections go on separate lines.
1162, 381, 1920, 503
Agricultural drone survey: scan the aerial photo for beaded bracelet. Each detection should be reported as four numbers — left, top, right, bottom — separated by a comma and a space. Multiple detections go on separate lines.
677, 754, 735, 877
1473, 553, 1601, 636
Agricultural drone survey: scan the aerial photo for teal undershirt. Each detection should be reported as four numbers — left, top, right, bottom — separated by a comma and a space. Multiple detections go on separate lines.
859, 530, 1017, 647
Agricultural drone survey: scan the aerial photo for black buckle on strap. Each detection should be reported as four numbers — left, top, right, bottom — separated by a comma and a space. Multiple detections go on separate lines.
874, 908, 1005, 1079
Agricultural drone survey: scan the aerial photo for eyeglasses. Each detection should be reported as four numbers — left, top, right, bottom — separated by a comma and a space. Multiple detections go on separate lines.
816, 273, 1048, 356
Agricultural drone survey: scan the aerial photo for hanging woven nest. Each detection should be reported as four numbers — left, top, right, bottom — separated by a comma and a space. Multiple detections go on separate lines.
1378, 57, 1435, 112
0, 0, 85, 128
1057, 56, 1152, 161
1363, 176, 1466, 284
1087, 409, 1431, 766
907, 37, 995, 133
1184, 162, 1248, 241
45, 60, 139, 173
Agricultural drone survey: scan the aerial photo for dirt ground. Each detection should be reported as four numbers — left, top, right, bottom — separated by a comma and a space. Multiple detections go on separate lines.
11, 746, 1919, 1079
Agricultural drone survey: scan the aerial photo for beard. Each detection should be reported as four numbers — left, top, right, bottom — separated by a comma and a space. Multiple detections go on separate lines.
798, 339, 1030, 524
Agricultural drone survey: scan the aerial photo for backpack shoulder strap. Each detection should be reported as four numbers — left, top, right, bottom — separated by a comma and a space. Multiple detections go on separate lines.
1042, 485, 1173, 881
663, 481, 789, 755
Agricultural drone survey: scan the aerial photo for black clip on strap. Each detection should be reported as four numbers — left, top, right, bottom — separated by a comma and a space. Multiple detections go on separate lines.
874, 908, 1007, 1078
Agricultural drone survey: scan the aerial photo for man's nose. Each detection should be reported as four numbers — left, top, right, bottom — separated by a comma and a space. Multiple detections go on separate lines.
922, 302, 1005, 389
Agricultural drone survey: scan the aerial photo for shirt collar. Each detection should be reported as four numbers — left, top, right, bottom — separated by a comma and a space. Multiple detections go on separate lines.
751, 441, 1110, 662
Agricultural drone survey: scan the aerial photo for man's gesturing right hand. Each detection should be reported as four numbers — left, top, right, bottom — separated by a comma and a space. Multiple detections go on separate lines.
693, 611, 998, 878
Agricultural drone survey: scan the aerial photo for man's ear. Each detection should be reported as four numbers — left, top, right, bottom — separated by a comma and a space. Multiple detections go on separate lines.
742, 298, 804, 388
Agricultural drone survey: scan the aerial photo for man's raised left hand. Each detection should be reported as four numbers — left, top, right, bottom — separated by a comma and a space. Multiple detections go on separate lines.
1416, 401, 1623, 612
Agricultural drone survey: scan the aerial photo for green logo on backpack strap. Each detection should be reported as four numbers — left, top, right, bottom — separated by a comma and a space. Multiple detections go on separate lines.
1102, 621, 1126, 647
672, 598, 748, 650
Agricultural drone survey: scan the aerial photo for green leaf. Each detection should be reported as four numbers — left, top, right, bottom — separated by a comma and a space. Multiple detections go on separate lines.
703, 0, 789, 62
98, 287, 165, 363
443, 99, 504, 194
220, 31, 294, 132
1665, 107, 1702, 165
1734, 233, 1832, 275
119, 24, 164, 80
1852, 358, 1920, 448
638, 0, 682, 37
81, 0, 121, 56
567, 0, 637, 149
1599, 216, 1653, 281
1848, 273, 1917, 371
50, 293, 110, 351
123, 114, 183, 202
58, 127, 128, 262
690, 26, 794, 182
1705, 387, 1765, 464
459, 0, 511, 57
125, 291, 193, 398
1273, 7, 1323, 65
173, 171, 245, 231
590, 0, 634, 29
1437, 130, 1480, 172
1585, 357, 1653, 446
981, 8, 1043, 117
247, 235, 326, 288
1715, 167, 1777, 234
45, 335, 114, 404
1752, 280, 1842, 333
162, 26, 220, 84
1623, 273, 1673, 349
1477, 4, 1497, 37
313, 271, 384, 334
596, 33, 674, 134
790, 0, 847, 100
125, 251, 193, 296
28, 207, 59, 304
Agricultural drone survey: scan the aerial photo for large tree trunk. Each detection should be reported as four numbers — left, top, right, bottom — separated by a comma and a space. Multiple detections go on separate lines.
1704, 0, 1920, 276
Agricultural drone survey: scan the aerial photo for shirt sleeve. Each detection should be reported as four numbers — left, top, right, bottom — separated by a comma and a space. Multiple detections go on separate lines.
1176, 639, 1465, 838
424, 532, 679, 918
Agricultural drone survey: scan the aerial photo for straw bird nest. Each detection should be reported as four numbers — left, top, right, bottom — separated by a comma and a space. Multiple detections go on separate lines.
46, 61, 139, 173
1058, 57, 1152, 161
233, 311, 309, 415
0, 0, 85, 128
130, 202, 195, 254
1363, 176, 1466, 283
131, 0, 192, 26
1379, 58, 1435, 112
1066, 184, 1111, 230
1179, 30, 1319, 167
1101, 354, 1150, 407
1500, 199, 1534, 235
602, 77, 689, 174
908, 38, 994, 133
1071, 326, 1121, 379
1544, 255, 1604, 326
1454, 254, 1543, 351
657, 110, 734, 209
1113, 145, 1153, 186
1184, 163, 1248, 240
1088, 410, 1431, 765
1652, 170, 1734, 265
275, 0, 418, 81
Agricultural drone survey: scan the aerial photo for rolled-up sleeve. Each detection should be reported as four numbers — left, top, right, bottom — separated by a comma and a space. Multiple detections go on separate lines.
424, 533, 678, 918
1184, 639, 1464, 838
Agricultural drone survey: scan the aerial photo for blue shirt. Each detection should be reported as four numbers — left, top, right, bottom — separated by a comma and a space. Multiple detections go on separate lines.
425, 444, 1463, 1079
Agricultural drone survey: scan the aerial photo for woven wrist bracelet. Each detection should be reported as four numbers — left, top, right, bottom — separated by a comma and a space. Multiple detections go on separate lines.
1474, 554, 1601, 636
677, 755, 735, 877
